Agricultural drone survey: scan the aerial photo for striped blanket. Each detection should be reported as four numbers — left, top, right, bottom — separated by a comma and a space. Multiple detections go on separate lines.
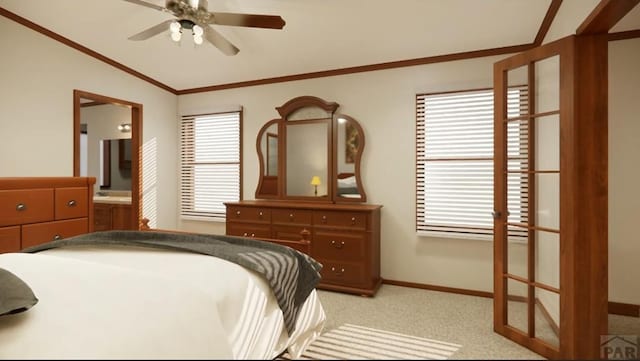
22, 230, 323, 335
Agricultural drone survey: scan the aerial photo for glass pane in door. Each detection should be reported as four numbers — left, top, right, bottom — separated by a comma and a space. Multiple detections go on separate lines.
534, 114, 559, 171
535, 287, 560, 349
534, 55, 560, 114
506, 278, 529, 334
534, 173, 560, 230
507, 226, 528, 279
535, 230, 560, 290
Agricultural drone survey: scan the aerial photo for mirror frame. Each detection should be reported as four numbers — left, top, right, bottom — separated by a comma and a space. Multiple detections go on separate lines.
255, 95, 367, 203
73, 89, 143, 229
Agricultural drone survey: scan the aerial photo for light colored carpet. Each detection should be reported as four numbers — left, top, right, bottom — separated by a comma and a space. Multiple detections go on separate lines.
281, 323, 461, 360
314, 284, 640, 360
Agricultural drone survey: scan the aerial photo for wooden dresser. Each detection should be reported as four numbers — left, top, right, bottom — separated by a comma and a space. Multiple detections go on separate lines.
225, 200, 382, 296
0, 177, 95, 253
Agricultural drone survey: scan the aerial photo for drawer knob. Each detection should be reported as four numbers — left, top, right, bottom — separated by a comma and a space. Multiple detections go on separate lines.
351, 217, 356, 225
236, 210, 241, 216
330, 267, 345, 275
53, 234, 62, 241
243, 232, 248, 236
67, 200, 77, 207
321, 215, 327, 223
330, 240, 345, 249
16, 203, 27, 211
289, 213, 294, 219
251, 233, 255, 237
259, 211, 263, 217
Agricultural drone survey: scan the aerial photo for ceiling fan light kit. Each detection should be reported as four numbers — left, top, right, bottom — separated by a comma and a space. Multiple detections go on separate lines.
124, 0, 286, 55
169, 19, 203, 45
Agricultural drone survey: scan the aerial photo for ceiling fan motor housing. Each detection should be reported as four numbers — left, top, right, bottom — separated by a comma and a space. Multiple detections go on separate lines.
166, 0, 211, 23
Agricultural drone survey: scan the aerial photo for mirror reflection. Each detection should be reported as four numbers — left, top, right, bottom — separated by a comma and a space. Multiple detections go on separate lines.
266, 132, 278, 176
336, 116, 363, 200
286, 121, 329, 197
98, 139, 132, 190
79, 100, 132, 192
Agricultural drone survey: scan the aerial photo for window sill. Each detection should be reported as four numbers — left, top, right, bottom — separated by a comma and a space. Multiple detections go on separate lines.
180, 215, 226, 223
417, 231, 493, 241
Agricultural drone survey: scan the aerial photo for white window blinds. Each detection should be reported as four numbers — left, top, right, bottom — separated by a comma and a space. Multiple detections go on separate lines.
416, 87, 527, 239
180, 111, 241, 220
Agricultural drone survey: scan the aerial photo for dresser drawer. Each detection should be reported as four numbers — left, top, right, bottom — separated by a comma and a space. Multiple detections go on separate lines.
272, 209, 312, 225
272, 225, 311, 242
55, 187, 89, 220
0, 189, 54, 227
266, 239, 310, 254
319, 260, 366, 287
21, 218, 88, 249
313, 211, 367, 230
227, 206, 271, 223
227, 222, 271, 239
0, 226, 21, 253
313, 231, 366, 262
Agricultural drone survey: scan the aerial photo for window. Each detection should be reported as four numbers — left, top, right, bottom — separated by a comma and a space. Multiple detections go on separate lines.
180, 110, 242, 220
416, 87, 527, 239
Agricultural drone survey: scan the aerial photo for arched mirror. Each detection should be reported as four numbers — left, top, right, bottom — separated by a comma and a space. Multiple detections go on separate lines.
73, 90, 142, 229
255, 96, 366, 203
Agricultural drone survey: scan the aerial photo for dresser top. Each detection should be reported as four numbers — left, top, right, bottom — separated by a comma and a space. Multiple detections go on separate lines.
0, 177, 96, 190
225, 200, 382, 211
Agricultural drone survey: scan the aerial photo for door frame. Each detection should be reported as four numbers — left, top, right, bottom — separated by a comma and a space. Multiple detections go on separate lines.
493, 34, 608, 359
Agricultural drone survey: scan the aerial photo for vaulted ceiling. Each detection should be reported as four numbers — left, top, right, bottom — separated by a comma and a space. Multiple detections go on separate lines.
1, 0, 638, 93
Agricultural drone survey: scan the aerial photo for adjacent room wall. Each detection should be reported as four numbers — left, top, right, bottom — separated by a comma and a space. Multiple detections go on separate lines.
0, 15, 179, 229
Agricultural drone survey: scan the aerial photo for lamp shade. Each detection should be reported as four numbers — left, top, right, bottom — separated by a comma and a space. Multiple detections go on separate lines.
310, 176, 321, 186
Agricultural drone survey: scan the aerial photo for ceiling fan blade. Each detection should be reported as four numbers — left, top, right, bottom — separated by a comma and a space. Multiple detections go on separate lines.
204, 26, 239, 56
210, 12, 285, 29
122, 0, 169, 13
128, 19, 174, 41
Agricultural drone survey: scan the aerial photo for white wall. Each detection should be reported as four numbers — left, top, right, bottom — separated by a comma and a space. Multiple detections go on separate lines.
0, 16, 179, 229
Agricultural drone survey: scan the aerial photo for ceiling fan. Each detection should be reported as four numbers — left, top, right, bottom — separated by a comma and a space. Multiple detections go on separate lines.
123, 0, 286, 55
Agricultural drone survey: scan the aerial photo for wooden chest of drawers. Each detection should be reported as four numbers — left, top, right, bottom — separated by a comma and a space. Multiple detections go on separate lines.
225, 200, 382, 296
0, 177, 95, 253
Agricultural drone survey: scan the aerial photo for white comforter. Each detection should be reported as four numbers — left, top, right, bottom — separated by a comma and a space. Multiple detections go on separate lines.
0, 245, 326, 359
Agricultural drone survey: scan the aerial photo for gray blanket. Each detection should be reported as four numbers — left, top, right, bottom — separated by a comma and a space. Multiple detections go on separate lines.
22, 230, 323, 335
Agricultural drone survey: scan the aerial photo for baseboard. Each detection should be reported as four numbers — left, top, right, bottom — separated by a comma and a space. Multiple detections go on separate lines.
382, 279, 639, 318
382, 279, 493, 299
608, 301, 640, 317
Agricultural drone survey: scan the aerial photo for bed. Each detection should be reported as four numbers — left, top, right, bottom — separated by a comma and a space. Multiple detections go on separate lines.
336, 172, 361, 198
0, 230, 326, 360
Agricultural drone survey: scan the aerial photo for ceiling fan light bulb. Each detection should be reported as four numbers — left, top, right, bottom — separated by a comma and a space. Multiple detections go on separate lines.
193, 35, 204, 45
170, 21, 181, 33
193, 25, 204, 36
171, 31, 182, 42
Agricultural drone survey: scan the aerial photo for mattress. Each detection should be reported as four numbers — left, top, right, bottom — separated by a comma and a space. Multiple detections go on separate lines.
0, 245, 326, 359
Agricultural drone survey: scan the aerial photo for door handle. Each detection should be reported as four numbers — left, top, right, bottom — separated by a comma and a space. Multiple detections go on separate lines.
492, 210, 510, 219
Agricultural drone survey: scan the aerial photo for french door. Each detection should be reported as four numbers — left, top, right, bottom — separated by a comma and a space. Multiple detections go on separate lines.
493, 35, 608, 360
